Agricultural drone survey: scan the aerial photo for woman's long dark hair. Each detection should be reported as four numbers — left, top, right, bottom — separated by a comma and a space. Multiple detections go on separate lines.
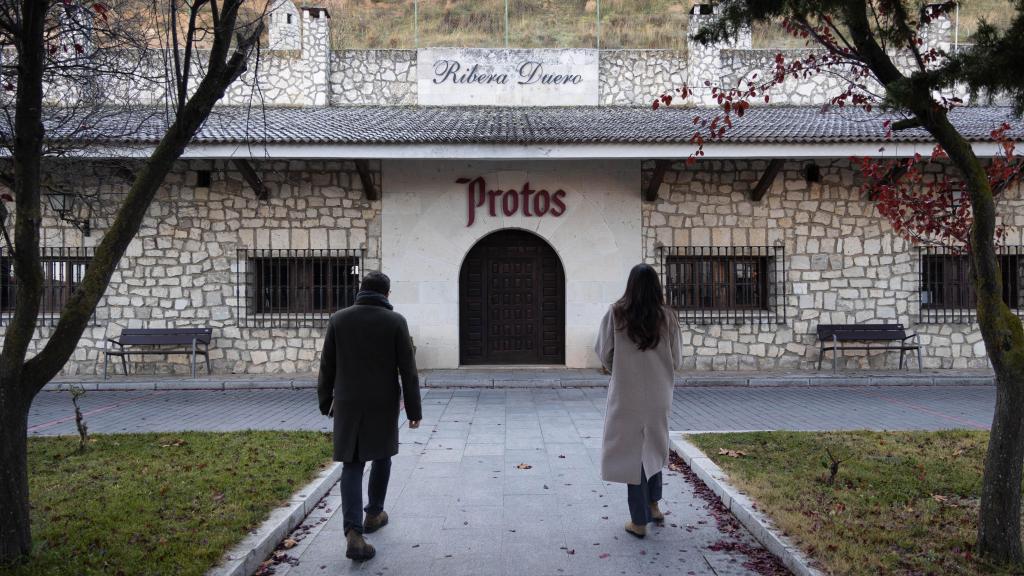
613, 263, 668, 351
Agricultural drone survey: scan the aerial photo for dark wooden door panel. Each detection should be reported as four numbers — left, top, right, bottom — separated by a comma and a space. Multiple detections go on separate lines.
460, 230, 564, 365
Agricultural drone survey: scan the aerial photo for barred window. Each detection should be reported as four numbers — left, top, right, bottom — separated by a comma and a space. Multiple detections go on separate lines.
238, 249, 362, 326
0, 247, 92, 325
920, 246, 1023, 323
661, 246, 786, 324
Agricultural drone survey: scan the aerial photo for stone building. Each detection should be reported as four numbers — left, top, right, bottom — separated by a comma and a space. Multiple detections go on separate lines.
1, 2, 1020, 375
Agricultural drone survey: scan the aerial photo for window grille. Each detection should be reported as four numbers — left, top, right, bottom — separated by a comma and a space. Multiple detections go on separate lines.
661, 245, 786, 324
919, 245, 1023, 323
0, 247, 94, 326
237, 249, 363, 327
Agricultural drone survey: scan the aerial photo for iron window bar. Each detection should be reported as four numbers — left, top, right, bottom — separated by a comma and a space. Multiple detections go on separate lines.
660, 245, 786, 325
918, 244, 1023, 324
236, 248, 364, 328
0, 246, 96, 326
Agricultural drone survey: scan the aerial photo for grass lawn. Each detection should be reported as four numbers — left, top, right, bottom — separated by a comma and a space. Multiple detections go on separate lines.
687, 430, 1021, 576
0, 431, 332, 576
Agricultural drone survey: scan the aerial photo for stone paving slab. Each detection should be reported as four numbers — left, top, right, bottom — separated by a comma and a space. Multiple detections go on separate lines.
26, 385, 996, 437
263, 389, 776, 576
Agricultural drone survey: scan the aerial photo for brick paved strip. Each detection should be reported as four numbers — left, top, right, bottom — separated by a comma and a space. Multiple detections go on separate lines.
852, 389, 990, 430
28, 389, 329, 436
669, 386, 994, 432
28, 391, 161, 434
26, 386, 996, 437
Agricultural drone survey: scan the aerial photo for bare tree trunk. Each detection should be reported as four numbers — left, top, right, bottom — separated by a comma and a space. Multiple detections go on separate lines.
980, 379, 1024, 563
0, 389, 30, 564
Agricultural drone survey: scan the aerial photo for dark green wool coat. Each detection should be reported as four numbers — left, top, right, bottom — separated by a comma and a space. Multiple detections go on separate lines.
317, 301, 422, 463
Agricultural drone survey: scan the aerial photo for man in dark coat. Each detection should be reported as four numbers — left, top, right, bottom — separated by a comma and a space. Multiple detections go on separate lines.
317, 271, 422, 561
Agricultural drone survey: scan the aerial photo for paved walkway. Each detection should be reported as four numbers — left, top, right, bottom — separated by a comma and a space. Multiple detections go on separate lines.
262, 390, 782, 576
28, 385, 995, 436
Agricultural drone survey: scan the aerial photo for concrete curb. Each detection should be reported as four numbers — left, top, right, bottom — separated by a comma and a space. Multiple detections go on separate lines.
670, 433, 825, 576
206, 462, 342, 576
44, 370, 995, 391
43, 379, 316, 392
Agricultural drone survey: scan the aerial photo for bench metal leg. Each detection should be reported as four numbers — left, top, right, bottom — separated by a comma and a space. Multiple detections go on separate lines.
899, 348, 905, 370
817, 346, 825, 371
917, 345, 923, 372
205, 352, 212, 375
832, 336, 839, 372
103, 353, 109, 380
121, 354, 129, 376
191, 339, 197, 379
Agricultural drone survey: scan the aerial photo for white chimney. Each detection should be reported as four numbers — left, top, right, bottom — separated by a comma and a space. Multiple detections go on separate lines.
687, 3, 751, 106
920, 3, 954, 55
268, 0, 301, 51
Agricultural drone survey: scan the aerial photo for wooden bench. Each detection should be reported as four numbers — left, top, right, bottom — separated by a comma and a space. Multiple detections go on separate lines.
104, 327, 213, 379
816, 323, 922, 372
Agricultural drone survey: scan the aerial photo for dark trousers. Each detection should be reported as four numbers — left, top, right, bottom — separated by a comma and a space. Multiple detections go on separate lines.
341, 458, 392, 535
627, 466, 663, 525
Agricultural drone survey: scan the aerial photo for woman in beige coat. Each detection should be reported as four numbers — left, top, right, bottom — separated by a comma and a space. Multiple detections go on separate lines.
595, 263, 682, 538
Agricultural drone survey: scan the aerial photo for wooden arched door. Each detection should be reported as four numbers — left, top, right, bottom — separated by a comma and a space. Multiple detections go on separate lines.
459, 230, 565, 365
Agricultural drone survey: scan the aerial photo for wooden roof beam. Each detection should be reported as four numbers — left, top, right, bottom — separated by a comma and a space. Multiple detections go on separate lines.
355, 159, 379, 201
865, 163, 908, 201
231, 159, 269, 201
750, 159, 783, 202
644, 159, 671, 202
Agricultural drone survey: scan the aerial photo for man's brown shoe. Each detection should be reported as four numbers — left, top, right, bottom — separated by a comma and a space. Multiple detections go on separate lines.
345, 529, 376, 561
624, 521, 646, 539
650, 502, 665, 524
364, 511, 389, 534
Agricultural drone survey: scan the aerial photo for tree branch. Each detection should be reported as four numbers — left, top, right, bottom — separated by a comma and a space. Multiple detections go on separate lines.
0, 0, 48, 393
23, 0, 264, 391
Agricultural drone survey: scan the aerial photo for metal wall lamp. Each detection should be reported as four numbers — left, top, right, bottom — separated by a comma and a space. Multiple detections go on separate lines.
46, 191, 91, 236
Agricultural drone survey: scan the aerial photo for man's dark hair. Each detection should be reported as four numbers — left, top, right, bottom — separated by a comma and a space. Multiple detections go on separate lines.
361, 271, 391, 295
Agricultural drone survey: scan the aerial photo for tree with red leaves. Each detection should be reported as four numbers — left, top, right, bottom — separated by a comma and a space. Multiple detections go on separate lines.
661, 0, 1024, 565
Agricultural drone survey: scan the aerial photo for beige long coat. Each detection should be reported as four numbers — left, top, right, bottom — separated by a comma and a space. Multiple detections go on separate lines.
595, 305, 682, 485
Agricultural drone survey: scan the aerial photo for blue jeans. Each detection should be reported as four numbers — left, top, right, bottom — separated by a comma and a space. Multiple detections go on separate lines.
627, 466, 663, 525
341, 458, 391, 535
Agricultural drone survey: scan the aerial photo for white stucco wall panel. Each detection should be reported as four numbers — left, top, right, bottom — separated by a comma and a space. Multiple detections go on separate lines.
383, 160, 641, 369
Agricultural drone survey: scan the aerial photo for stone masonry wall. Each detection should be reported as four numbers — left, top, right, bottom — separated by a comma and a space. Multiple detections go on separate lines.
329, 50, 417, 106
642, 158, 1024, 370
224, 9, 332, 107
719, 49, 850, 106
598, 50, 687, 106
0, 159, 382, 376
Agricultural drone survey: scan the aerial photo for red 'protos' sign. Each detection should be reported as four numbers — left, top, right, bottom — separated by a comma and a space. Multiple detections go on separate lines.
458, 176, 567, 227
